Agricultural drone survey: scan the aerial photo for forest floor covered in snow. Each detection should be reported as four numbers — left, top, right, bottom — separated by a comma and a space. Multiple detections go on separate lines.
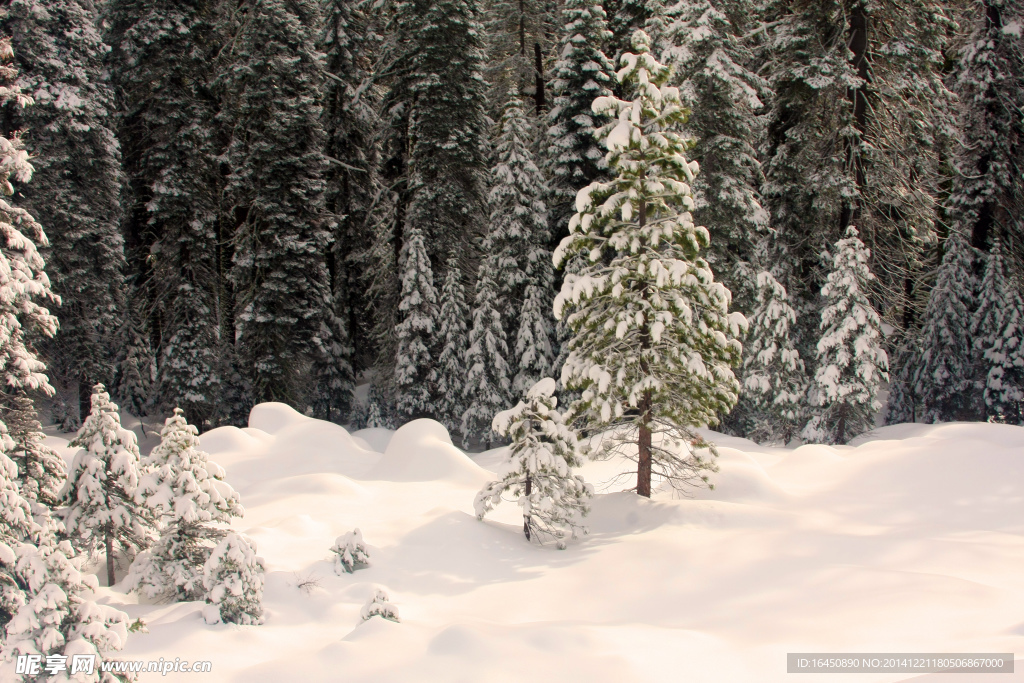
42, 404, 1024, 682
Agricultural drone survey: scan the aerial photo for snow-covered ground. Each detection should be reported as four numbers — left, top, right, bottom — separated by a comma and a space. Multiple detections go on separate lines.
44, 405, 1024, 682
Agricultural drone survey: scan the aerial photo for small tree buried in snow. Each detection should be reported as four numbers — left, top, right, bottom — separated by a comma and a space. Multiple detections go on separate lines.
802, 228, 889, 444
360, 586, 398, 623
202, 532, 264, 626
475, 378, 591, 548
61, 385, 156, 587
741, 271, 807, 444
553, 31, 745, 497
128, 409, 244, 601
330, 529, 369, 574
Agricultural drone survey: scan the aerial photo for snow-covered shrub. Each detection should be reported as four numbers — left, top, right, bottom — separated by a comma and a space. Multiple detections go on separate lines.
202, 533, 265, 626
330, 529, 369, 575
802, 228, 889, 444
360, 587, 398, 623
61, 385, 156, 587
475, 378, 591, 548
128, 409, 243, 601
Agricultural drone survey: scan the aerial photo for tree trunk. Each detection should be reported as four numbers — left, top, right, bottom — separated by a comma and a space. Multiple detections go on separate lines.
839, 0, 870, 233
533, 42, 545, 115
105, 532, 115, 587
636, 175, 652, 498
78, 380, 92, 423
523, 476, 532, 540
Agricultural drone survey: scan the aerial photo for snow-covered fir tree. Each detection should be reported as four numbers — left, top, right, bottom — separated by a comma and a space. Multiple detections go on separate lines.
483, 0, 553, 111
128, 409, 243, 601
740, 271, 806, 444
885, 335, 923, 425
202, 532, 265, 625
2, 0, 128, 423
113, 300, 155, 421
330, 529, 369, 575
394, 225, 439, 422
488, 94, 548, 337
554, 31, 745, 497
947, 0, 1024, 257
803, 228, 889, 444
605, 0, 651, 68
61, 385, 155, 587
388, 0, 490, 264
545, 0, 614, 244
915, 229, 977, 423
4, 393, 64, 510
106, 0, 226, 427
310, 307, 355, 425
973, 239, 1024, 423
660, 0, 769, 310
220, 0, 332, 407
475, 378, 591, 547
462, 267, 513, 448
436, 258, 471, 441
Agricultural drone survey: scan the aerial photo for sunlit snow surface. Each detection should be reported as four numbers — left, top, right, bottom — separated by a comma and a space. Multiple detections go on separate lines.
54, 404, 1024, 681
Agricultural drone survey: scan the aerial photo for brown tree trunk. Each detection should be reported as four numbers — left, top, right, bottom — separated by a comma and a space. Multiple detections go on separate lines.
523, 476, 532, 540
105, 532, 115, 587
839, 0, 870, 233
78, 380, 92, 423
534, 42, 546, 115
636, 177, 652, 498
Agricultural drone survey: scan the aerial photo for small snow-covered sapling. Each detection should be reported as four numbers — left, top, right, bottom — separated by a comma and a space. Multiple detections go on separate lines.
330, 529, 370, 574
360, 587, 399, 623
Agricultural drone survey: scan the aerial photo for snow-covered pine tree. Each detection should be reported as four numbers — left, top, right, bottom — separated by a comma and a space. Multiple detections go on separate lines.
554, 31, 745, 497
462, 267, 513, 448
436, 257, 471, 442
393, 225, 438, 423
114, 300, 155, 421
330, 529, 369, 574
311, 306, 355, 425
605, 0, 651, 83
660, 0, 769, 310
885, 335, 923, 425
128, 409, 243, 601
982, 273, 1024, 424
973, 239, 1024, 423
4, 393, 64, 511
106, 0, 226, 426
220, 0, 332, 406
802, 228, 889, 444
61, 385, 155, 587
515, 278, 556, 395
202, 532, 265, 625
475, 378, 591, 547
915, 229, 977, 423
483, 0, 553, 112
741, 271, 806, 444
946, 0, 1024, 257
2, 0, 127, 423
545, 0, 614, 246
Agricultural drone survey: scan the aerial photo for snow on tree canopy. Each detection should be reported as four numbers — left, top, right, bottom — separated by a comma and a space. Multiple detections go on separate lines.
475, 377, 591, 548
360, 586, 399, 623
802, 227, 889, 444
202, 532, 265, 626
553, 30, 744, 496
330, 529, 369, 574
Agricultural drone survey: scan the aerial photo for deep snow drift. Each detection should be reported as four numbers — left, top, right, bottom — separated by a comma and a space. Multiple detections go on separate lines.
45, 404, 1024, 682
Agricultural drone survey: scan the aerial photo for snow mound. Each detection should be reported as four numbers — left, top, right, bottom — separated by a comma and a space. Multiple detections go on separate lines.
248, 402, 311, 435
688, 448, 788, 504
200, 425, 268, 455
369, 419, 489, 485
351, 427, 395, 454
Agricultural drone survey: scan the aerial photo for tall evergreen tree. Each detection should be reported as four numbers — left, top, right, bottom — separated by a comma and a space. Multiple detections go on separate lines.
220, 0, 332, 406
437, 257, 471, 441
915, 229, 977, 422
4, 393, 64, 510
973, 239, 1024, 423
2, 0, 127, 422
741, 271, 806, 444
605, 0, 651, 74
803, 228, 889, 445
484, 0, 554, 111
393, 225, 438, 422
106, 0, 226, 426
112, 297, 155, 420
545, 0, 614, 246
462, 266, 513, 447
555, 31, 744, 497
947, 0, 1024, 257
660, 0, 769, 309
